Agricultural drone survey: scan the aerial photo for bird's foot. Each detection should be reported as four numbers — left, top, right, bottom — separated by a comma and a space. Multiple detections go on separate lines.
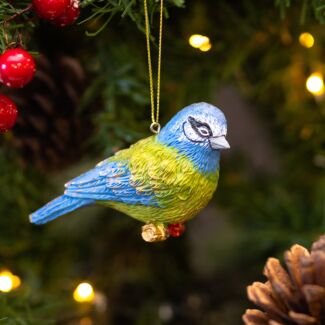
141, 223, 186, 242
141, 223, 167, 242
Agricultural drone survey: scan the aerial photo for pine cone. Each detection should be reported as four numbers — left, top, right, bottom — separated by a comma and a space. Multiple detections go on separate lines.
243, 235, 325, 325
1, 54, 91, 171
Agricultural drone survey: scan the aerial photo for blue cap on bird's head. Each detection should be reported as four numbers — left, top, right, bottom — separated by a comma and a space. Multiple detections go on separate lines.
157, 102, 230, 173
158, 102, 229, 150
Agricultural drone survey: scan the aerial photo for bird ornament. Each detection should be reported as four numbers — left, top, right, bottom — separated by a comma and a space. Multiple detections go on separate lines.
30, 102, 230, 242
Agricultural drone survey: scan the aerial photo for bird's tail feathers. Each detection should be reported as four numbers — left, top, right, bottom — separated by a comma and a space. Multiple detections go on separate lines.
29, 195, 93, 225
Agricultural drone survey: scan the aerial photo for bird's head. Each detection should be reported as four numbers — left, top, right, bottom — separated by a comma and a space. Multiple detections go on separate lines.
157, 102, 229, 173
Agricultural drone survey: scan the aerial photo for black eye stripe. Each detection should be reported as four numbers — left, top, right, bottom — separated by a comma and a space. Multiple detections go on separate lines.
188, 116, 213, 137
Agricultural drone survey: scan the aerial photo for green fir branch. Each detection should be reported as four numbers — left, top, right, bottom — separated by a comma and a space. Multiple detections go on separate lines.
80, 0, 184, 36
275, 0, 291, 19
0, 0, 184, 51
275, 0, 325, 22
312, 0, 325, 22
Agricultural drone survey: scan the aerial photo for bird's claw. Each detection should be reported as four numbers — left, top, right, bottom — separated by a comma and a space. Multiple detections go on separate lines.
141, 222, 186, 242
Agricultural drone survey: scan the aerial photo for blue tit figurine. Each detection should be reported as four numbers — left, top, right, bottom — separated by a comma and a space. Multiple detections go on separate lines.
30, 102, 230, 242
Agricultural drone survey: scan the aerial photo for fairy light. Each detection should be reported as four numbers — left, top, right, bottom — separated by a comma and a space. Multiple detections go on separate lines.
189, 34, 209, 48
306, 72, 325, 96
12, 275, 21, 289
189, 34, 212, 52
299, 32, 314, 48
0, 274, 13, 293
199, 42, 212, 52
73, 282, 95, 303
0, 270, 21, 293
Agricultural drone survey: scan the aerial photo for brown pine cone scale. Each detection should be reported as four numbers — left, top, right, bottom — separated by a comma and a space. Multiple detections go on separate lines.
243, 235, 325, 325
1, 55, 91, 171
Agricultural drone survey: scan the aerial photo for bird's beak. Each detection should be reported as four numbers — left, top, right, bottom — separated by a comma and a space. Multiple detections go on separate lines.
209, 136, 230, 150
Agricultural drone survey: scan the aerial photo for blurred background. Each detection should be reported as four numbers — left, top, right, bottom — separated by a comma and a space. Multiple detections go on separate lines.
0, 0, 325, 324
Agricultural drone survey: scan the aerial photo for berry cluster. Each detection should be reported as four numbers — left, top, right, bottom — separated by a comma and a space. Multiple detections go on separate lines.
32, 0, 80, 27
0, 0, 80, 133
0, 48, 35, 132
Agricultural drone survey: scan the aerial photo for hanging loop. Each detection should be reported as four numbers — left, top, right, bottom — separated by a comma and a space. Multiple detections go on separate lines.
143, 0, 164, 134
150, 122, 161, 134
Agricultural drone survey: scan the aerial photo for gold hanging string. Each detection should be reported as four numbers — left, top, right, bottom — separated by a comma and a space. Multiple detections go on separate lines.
143, 0, 164, 134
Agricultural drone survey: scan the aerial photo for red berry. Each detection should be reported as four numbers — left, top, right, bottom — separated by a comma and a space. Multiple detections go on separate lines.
0, 95, 18, 133
167, 223, 186, 238
32, 0, 70, 20
0, 48, 36, 88
52, 0, 80, 27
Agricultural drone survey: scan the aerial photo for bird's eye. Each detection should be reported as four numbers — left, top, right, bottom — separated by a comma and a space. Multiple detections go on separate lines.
188, 116, 212, 138
197, 126, 210, 137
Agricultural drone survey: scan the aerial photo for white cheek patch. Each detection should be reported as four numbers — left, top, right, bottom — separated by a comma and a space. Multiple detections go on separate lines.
183, 122, 204, 143
222, 125, 227, 135
216, 123, 227, 136
213, 125, 221, 136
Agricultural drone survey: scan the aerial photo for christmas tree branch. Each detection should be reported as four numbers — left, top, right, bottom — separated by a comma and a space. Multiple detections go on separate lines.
275, 0, 325, 22
0, 1, 34, 52
1, 0, 325, 53
0, 0, 184, 51
312, 0, 325, 22
80, 0, 185, 36
2, 3, 33, 24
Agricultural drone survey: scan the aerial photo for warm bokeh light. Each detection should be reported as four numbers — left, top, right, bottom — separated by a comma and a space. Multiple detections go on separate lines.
0, 270, 21, 293
189, 34, 210, 49
300, 126, 313, 140
12, 275, 21, 289
79, 317, 93, 325
199, 42, 212, 52
299, 32, 314, 48
73, 282, 95, 303
0, 274, 13, 293
306, 72, 325, 96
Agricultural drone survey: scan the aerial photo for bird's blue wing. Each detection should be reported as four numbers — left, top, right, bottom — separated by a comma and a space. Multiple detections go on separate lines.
64, 160, 159, 206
